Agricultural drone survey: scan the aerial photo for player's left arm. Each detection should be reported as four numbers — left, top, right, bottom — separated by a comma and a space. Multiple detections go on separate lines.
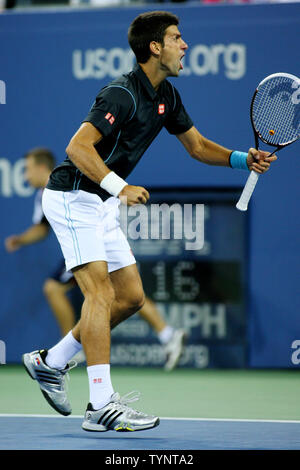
177, 126, 277, 173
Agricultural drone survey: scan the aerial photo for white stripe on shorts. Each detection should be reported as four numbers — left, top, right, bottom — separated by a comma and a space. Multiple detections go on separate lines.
63, 192, 82, 266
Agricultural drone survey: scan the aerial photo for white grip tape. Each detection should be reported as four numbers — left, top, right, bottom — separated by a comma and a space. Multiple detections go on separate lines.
236, 170, 259, 211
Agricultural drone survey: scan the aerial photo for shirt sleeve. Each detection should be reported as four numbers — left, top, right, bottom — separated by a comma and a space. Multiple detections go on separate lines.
164, 85, 193, 135
83, 86, 136, 137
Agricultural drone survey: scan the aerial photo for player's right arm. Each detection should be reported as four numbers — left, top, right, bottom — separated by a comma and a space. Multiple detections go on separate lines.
177, 126, 275, 172
66, 122, 149, 206
5, 223, 49, 252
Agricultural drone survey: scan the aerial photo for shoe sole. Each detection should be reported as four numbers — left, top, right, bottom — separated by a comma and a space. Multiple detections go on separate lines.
82, 417, 160, 432
22, 354, 71, 417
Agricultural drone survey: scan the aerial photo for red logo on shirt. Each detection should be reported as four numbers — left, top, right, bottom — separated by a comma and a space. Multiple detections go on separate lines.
105, 113, 115, 125
93, 378, 102, 384
158, 104, 165, 115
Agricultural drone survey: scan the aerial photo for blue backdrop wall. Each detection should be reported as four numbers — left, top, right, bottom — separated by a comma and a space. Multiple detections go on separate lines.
0, 3, 299, 367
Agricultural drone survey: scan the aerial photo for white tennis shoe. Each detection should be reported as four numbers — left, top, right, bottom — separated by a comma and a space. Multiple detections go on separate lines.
22, 349, 76, 416
82, 391, 160, 432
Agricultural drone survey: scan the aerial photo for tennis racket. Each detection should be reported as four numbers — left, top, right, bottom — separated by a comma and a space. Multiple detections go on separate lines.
236, 72, 300, 211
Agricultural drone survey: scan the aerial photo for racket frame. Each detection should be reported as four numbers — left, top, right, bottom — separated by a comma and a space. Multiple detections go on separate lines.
236, 72, 300, 211
250, 73, 300, 152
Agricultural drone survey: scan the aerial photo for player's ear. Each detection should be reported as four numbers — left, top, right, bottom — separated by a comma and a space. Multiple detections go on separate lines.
149, 41, 162, 57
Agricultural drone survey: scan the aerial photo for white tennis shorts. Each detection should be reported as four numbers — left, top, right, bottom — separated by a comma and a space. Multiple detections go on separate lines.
42, 188, 135, 273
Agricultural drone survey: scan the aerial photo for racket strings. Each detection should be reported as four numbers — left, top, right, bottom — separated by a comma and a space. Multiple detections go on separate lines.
255, 78, 296, 143
252, 75, 300, 146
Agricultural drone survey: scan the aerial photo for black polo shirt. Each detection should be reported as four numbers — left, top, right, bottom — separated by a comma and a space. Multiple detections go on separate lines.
47, 64, 193, 200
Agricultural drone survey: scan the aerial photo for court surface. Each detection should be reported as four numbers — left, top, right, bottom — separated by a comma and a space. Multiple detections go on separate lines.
0, 365, 299, 450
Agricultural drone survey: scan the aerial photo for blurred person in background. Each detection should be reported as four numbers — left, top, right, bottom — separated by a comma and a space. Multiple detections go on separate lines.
5, 148, 78, 336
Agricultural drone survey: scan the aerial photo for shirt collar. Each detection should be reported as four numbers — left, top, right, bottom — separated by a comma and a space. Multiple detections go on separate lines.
133, 63, 158, 101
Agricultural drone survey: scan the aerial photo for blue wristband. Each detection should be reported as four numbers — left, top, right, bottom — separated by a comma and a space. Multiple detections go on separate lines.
229, 151, 249, 170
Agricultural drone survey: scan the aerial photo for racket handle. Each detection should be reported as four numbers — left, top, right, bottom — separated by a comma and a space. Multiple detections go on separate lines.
236, 170, 259, 211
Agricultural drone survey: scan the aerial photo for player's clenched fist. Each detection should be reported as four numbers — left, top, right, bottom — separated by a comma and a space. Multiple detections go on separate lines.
119, 185, 150, 206
246, 148, 277, 174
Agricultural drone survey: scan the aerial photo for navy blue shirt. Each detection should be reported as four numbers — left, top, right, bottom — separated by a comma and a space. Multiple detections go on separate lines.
47, 64, 193, 200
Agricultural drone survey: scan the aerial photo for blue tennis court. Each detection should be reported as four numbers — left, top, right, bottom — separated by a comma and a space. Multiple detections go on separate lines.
1, 415, 300, 450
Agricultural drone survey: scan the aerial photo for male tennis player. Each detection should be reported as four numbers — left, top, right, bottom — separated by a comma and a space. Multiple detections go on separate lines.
22, 11, 276, 432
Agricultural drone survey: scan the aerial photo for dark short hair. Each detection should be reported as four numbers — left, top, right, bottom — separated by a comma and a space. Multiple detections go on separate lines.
128, 11, 179, 64
25, 147, 56, 171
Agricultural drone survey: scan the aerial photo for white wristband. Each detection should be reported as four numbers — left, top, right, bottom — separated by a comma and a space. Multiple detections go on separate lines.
100, 171, 128, 197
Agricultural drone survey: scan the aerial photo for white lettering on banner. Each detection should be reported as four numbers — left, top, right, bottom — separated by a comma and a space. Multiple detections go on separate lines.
291, 340, 300, 365
0, 340, 6, 365
73, 48, 135, 80
0, 80, 6, 104
72, 44, 246, 80
182, 43, 246, 80
157, 302, 227, 338
112, 302, 226, 341
110, 343, 209, 368
120, 203, 204, 251
180, 344, 209, 368
0, 158, 34, 197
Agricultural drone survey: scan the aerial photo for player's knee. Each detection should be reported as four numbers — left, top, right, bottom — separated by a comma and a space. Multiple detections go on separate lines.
136, 290, 145, 311
43, 278, 61, 297
126, 289, 145, 314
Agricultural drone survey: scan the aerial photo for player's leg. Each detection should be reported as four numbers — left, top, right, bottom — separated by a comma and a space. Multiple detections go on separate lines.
72, 264, 144, 337
45, 255, 144, 371
39, 260, 115, 410
109, 263, 145, 329
23, 273, 81, 415
23, 189, 159, 429
43, 278, 76, 336
23, 189, 108, 415
71, 261, 158, 432
44, 260, 114, 374
105, 265, 186, 371
70, 263, 144, 361
23, 259, 116, 418
72, 260, 114, 366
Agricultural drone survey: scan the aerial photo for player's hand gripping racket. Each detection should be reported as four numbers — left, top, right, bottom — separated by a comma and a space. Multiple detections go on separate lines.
236, 72, 300, 211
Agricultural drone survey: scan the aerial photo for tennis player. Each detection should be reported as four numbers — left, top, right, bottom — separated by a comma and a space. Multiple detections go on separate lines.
22, 11, 276, 432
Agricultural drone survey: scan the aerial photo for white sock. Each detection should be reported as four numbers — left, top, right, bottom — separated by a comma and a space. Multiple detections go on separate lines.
46, 331, 82, 370
87, 364, 114, 410
157, 326, 174, 345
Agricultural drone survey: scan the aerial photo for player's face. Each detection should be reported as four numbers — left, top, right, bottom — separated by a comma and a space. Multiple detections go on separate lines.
24, 155, 44, 188
159, 25, 188, 77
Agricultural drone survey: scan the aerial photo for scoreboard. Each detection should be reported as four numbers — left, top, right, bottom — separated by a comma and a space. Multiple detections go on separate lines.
111, 188, 248, 368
